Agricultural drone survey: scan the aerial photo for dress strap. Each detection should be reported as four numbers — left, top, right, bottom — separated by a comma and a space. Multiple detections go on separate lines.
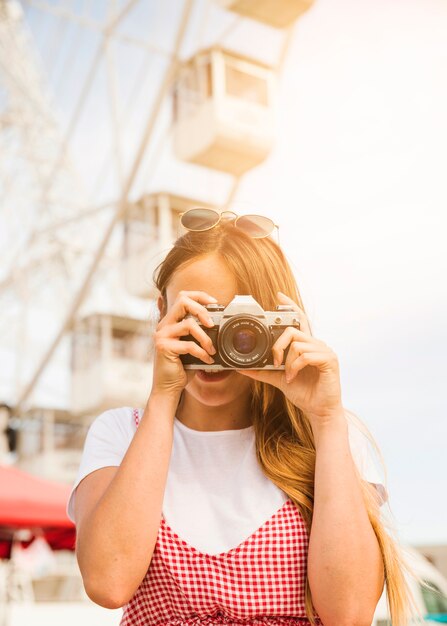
133, 408, 140, 428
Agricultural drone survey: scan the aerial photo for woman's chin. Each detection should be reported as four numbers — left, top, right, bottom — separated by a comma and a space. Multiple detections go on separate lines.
183, 370, 252, 407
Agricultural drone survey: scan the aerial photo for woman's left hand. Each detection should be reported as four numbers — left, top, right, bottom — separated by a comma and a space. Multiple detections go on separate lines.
236, 292, 344, 429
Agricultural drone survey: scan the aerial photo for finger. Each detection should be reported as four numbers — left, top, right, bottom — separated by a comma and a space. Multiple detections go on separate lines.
155, 338, 215, 365
272, 328, 327, 366
286, 351, 339, 382
284, 341, 331, 378
277, 291, 311, 334
162, 291, 217, 327
158, 318, 216, 356
284, 340, 330, 365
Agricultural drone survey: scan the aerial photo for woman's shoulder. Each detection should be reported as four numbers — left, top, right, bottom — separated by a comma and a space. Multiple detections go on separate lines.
87, 406, 141, 443
79, 406, 143, 466
66, 407, 142, 524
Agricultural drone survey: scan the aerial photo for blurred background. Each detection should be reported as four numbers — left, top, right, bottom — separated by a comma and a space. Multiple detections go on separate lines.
0, 0, 446, 624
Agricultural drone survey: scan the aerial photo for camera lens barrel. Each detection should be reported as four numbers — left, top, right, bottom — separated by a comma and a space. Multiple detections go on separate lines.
217, 315, 271, 368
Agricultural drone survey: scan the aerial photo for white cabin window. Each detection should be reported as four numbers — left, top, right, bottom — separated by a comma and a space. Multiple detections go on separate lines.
224, 62, 268, 106
111, 327, 150, 362
71, 325, 100, 370
174, 58, 212, 122
124, 199, 159, 256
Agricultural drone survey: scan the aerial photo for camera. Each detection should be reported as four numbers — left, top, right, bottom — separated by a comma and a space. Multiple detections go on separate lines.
180, 295, 300, 370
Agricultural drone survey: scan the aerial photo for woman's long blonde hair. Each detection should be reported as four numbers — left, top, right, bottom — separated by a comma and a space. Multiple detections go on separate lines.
153, 219, 423, 626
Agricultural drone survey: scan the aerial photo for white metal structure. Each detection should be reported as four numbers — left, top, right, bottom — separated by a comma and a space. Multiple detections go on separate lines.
0, 0, 294, 416
123, 193, 216, 298
372, 546, 447, 625
217, 0, 315, 28
17, 449, 83, 484
415, 545, 447, 581
173, 48, 276, 175
0, 0, 85, 223
70, 313, 153, 416
0, 1, 298, 619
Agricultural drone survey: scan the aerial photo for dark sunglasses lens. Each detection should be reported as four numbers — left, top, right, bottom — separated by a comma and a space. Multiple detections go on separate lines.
236, 215, 275, 238
181, 208, 220, 231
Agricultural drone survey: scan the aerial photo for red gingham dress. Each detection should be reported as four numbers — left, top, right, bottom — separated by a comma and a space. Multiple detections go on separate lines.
120, 409, 321, 626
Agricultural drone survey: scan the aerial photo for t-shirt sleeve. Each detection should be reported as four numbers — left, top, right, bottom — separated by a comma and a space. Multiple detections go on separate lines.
347, 418, 388, 507
66, 407, 136, 524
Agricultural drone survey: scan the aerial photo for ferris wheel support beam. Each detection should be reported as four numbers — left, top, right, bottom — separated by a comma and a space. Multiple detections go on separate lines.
276, 25, 295, 74
0, 201, 118, 293
224, 23, 295, 211
23, 0, 141, 35
14, 0, 196, 414
24, 0, 172, 56
0, 0, 141, 292
105, 35, 124, 189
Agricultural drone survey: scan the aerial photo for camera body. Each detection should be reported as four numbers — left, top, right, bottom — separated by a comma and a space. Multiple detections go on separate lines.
180, 295, 300, 371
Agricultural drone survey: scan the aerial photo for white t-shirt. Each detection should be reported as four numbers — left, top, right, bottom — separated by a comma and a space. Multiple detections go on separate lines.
66, 406, 386, 555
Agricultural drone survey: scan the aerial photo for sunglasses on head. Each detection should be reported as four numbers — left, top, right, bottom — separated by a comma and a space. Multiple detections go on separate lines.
178, 208, 280, 244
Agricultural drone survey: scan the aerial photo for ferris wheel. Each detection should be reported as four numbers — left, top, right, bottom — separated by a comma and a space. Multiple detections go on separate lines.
0, 0, 315, 478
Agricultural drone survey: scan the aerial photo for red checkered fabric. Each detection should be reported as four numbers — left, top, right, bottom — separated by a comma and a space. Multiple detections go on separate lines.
120, 409, 321, 626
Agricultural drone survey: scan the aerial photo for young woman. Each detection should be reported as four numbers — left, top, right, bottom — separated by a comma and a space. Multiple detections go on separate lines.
67, 210, 417, 626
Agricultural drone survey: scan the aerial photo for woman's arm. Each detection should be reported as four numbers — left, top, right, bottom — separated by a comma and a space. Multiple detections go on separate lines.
75, 290, 218, 608
236, 293, 385, 625
75, 393, 178, 608
307, 413, 385, 626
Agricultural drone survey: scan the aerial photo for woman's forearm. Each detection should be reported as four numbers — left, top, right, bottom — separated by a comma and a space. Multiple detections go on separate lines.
307, 413, 385, 626
76, 392, 178, 607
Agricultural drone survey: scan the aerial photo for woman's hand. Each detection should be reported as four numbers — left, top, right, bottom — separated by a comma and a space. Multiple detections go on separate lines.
236, 292, 344, 429
151, 290, 218, 399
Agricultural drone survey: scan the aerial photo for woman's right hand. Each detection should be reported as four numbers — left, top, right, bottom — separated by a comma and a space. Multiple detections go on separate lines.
150, 290, 218, 398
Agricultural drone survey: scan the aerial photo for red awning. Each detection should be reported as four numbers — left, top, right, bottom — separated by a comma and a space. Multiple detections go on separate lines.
0, 464, 76, 557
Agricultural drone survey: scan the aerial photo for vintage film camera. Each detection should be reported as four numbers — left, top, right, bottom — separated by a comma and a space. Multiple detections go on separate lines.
180, 295, 300, 370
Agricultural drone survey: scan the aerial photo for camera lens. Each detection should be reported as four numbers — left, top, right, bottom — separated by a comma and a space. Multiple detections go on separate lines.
217, 315, 271, 368
233, 329, 257, 354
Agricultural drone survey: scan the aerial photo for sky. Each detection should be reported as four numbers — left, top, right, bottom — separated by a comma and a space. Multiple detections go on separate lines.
146, 0, 447, 545
2, 0, 446, 546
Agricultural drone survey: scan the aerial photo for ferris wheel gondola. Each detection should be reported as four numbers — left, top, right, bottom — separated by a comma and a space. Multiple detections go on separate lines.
70, 313, 153, 417
172, 48, 276, 175
216, 0, 315, 29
